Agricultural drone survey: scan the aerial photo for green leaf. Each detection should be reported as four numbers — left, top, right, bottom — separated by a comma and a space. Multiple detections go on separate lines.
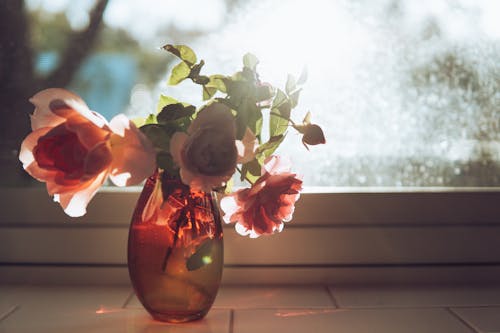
189, 60, 204, 77
202, 86, 217, 101
168, 61, 191, 85
240, 158, 262, 183
271, 89, 288, 109
285, 74, 297, 95
270, 102, 291, 137
156, 95, 179, 114
140, 124, 171, 151
186, 239, 215, 271
235, 98, 262, 140
157, 103, 195, 124
206, 75, 227, 93
290, 89, 301, 108
132, 114, 156, 128
243, 53, 259, 71
163, 44, 197, 66
189, 60, 210, 85
192, 75, 210, 85
255, 85, 274, 103
297, 67, 308, 85
256, 134, 285, 158
156, 152, 178, 175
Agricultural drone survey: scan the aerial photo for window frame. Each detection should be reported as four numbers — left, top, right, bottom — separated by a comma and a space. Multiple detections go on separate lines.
1, 187, 500, 285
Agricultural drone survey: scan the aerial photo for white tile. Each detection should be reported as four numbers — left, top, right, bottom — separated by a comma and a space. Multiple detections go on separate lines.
0, 286, 130, 310
0, 307, 230, 333
330, 285, 500, 308
451, 307, 500, 333
214, 286, 334, 309
0, 285, 132, 330
232, 308, 475, 333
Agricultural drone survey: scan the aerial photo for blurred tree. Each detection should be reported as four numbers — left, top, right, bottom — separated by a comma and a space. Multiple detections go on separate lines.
0, 0, 108, 184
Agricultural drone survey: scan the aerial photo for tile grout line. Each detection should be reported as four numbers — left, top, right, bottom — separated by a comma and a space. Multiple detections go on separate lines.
121, 290, 135, 309
0, 305, 20, 322
445, 307, 480, 333
325, 286, 340, 308
229, 309, 235, 333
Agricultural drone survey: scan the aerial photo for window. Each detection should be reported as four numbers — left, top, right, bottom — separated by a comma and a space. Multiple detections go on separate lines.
3, 0, 498, 187
1, 1, 500, 285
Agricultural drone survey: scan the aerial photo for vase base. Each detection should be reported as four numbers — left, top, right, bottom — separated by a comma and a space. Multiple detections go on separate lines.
149, 309, 208, 323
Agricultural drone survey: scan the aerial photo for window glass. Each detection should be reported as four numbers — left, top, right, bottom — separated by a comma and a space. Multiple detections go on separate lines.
8, 0, 500, 187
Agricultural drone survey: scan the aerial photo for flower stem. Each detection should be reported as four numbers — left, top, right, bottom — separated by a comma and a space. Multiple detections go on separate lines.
161, 206, 185, 272
269, 111, 296, 126
236, 166, 254, 186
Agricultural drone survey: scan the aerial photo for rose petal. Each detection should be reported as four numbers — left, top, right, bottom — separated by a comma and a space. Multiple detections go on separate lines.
29, 89, 96, 130
55, 171, 108, 217
220, 195, 240, 224
65, 117, 110, 151
236, 128, 258, 164
187, 102, 235, 135
109, 139, 156, 186
262, 155, 292, 175
84, 141, 113, 176
170, 132, 188, 168
108, 115, 156, 186
19, 127, 52, 169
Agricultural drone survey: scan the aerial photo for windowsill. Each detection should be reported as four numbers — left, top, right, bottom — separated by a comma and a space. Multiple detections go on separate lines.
1, 187, 500, 285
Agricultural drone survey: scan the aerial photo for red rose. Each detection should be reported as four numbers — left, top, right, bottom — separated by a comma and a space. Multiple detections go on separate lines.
19, 89, 156, 217
220, 155, 302, 238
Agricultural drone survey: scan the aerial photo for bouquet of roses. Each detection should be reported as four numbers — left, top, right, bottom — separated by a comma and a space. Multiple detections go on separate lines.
19, 45, 325, 238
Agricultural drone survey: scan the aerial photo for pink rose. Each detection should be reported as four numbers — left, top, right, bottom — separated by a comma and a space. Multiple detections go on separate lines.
19, 88, 156, 217
220, 155, 303, 238
170, 102, 238, 192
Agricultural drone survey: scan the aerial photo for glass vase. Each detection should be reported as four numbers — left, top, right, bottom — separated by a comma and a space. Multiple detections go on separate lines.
127, 170, 224, 323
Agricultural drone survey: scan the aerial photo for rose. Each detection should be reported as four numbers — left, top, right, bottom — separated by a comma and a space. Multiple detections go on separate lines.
170, 102, 239, 191
220, 155, 303, 238
293, 112, 326, 150
19, 88, 156, 217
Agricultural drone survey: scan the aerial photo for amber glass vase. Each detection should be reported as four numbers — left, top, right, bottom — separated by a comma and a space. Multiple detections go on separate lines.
127, 170, 224, 323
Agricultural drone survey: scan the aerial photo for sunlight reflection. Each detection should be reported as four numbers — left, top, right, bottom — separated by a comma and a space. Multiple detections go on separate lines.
275, 309, 340, 318
95, 305, 125, 315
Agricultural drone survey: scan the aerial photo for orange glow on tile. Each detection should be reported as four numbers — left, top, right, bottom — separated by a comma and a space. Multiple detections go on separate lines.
95, 305, 124, 314
275, 309, 340, 318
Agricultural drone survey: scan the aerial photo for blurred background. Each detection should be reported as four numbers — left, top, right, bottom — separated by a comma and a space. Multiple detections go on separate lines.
1, 0, 499, 187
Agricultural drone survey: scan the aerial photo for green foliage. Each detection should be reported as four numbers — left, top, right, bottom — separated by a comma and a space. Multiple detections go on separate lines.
142, 45, 324, 187
168, 61, 191, 85
243, 53, 259, 71
240, 158, 262, 183
163, 44, 197, 66
256, 134, 286, 158
156, 95, 179, 113
270, 89, 291, 137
